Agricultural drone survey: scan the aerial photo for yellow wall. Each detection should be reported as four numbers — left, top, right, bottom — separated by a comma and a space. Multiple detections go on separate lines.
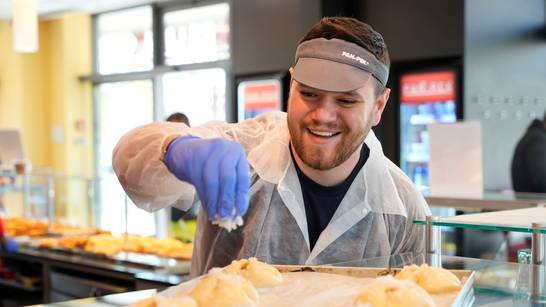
0, 14, 93, 224
0, 13, 93, 176
0, 21, 49, 166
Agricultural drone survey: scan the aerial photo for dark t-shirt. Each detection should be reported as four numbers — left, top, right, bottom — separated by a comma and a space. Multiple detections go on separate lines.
291, 144, 370, 250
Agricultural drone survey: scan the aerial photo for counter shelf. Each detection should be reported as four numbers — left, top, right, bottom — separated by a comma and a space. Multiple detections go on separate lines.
425, 191, 546, 212
16, 243, 192, 274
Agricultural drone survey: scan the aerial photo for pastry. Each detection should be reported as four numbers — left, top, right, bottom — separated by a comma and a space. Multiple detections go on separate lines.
224, 257, 282, 288
58, 235, 89, 249
354, 275, 435, 307
189, 268, 259, 307
131, 296, 197, 307
155, 296, 198, 307
83, 234, 122, 256
38, 238, 59, 248
395, 264, 462, 293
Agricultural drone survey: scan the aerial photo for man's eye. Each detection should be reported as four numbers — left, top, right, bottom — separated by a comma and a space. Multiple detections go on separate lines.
338, 99, 357, 105
300, 91, 317, 98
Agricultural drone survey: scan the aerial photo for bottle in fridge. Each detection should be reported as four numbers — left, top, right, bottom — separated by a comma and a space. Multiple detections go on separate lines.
399, 70, 458, 192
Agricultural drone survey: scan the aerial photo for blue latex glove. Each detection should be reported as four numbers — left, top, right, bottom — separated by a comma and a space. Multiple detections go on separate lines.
163, 136, 250, 221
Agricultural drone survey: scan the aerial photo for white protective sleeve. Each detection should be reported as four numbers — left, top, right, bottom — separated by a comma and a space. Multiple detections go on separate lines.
112, 112, 287, 213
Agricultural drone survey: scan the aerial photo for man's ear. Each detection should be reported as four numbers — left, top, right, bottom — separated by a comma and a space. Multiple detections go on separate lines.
288, 67, 295, 84
371, 88, 390, 126
288, 67, 295, 89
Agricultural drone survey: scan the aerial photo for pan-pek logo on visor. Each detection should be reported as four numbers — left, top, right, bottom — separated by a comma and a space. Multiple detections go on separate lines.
341, 51, 369, 66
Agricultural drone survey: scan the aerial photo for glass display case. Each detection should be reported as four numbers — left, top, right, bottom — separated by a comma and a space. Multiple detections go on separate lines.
0, 172, 94, 232
0, 172, 169, 237
27, 254, 546, 306
415, 208, 546, 304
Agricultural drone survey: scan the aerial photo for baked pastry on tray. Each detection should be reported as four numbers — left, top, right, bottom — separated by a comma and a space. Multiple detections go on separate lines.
223, 257, 282, 288
395, 264, 462, 293
189, 268, 259, 307
353, 275, 435, 307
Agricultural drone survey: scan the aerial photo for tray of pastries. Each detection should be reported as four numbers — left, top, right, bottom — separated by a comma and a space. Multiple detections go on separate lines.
133, 258, 475, 307
4, 217, 108, 237
33, 234, 193, 259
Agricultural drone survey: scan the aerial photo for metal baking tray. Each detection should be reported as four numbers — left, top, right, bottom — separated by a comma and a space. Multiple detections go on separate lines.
274, 264, 476, 307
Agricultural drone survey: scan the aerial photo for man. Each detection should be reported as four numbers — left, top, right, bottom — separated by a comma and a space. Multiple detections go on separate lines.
165, 112, 198, 241
113, 17, 430, 277
511, 110, 546, 193
166, 112, 190, 126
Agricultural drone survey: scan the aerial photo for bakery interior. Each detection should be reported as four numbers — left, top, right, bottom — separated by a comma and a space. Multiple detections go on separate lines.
0, 0, 546, 306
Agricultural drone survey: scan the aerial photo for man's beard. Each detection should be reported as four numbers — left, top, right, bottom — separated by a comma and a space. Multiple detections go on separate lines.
288, 118, 371, 170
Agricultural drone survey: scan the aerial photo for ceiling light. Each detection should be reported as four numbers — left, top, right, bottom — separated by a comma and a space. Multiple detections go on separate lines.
12, 0, 39, 53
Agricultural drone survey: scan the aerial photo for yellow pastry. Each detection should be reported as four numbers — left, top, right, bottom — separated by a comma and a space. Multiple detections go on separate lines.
354, 275, 435, 307
189, 268, 259, 307
396, 264, 462, 293
132, 296, 197, 307
58, 235, 89, 249
224, 257, 282, 288
83, 234, 122, 257
155, 296, 198, 307
38, 238, 59, 248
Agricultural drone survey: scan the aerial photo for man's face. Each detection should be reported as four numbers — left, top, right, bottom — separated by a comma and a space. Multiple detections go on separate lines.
287, 77, 389, 170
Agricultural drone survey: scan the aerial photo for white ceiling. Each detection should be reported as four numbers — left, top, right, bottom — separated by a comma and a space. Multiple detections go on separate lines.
0, 0, 165, 20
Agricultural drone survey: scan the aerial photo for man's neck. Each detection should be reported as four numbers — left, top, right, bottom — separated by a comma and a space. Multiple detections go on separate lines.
291, 144, 362, 187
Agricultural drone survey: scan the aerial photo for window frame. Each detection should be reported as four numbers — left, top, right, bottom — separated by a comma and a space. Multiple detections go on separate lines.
86, 0, 233, 236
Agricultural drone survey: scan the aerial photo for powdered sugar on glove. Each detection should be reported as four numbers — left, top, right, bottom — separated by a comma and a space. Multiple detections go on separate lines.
163, 136, 250, 231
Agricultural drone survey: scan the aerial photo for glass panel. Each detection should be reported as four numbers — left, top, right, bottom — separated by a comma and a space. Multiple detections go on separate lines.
95, 80, 155, 236
164, 3, 230, 65
414, 207, 546, 233
161, 68, 226, 126
0, 174, 96, 234
97, 6, 153, 74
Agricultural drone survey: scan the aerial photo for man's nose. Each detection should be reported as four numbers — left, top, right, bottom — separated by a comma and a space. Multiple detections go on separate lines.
310, 98, 337, 122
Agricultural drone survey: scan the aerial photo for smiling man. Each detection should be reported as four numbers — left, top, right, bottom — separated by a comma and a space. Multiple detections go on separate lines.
113, 17, 431, 277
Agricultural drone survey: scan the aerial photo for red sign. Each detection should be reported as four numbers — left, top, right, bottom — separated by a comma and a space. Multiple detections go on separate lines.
242, 82, 281, 110
401, 71, 456, 104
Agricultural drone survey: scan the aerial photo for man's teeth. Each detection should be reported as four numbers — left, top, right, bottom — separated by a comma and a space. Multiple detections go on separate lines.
310, 130, 336, 137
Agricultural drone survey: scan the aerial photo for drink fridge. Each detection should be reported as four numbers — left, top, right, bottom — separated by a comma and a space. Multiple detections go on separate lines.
399, 70, 459, 192
236, 72, 289, 121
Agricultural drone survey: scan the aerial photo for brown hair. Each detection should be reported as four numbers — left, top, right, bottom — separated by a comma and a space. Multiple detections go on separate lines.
299, 17, 390, 96
166, 112, 190, 126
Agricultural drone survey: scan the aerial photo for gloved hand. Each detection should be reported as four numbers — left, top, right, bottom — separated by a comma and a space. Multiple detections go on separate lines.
163, 136, 250, 222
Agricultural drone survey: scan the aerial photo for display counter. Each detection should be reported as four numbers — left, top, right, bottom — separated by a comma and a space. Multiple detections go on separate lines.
26, 255, 544, 306
0, 245, 190, 304
416, 208, 546, 304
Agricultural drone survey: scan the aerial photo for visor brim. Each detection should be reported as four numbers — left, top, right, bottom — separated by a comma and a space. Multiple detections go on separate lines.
292, 58, 373, 92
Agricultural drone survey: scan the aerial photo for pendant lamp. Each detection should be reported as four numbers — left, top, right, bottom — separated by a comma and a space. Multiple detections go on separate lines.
12, 0, 39, 53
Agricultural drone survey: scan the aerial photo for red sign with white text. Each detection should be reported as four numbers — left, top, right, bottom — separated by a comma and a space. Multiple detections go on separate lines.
401, 71, 456, 104
243, 82, 281, 110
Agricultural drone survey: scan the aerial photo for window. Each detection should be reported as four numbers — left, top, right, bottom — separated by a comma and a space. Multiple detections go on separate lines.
162, 68, 226, 125
164, 3, 229, 65
92, 3, 230, 237
96, 6, 153, 74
